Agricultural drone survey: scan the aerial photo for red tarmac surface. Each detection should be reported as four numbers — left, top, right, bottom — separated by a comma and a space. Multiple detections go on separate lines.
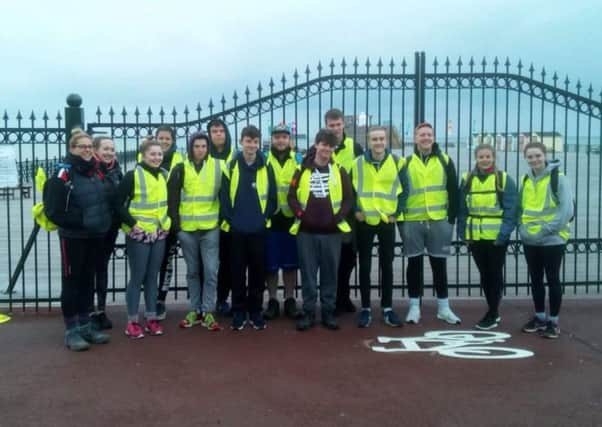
1, 299, 601, 427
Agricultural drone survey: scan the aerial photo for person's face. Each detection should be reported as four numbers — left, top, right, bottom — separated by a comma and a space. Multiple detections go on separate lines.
240, 136, 259, 157
476, 148, 495, 171
315, 141, 334, 163
70, 136, 94, 161
156, 130, 174, 152
143, 145, 163, 168
95, 139, 115, 164
271, 133, 290, 152
525, 147, 546, 171
368, 130, 387, 156
191, 138, 208, 163
325, 118, 345, 142
210, 124, 226, 148
414, 126, 434, 153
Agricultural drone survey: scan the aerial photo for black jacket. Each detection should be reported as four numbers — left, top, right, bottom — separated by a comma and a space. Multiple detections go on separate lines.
43, 154, 112, 238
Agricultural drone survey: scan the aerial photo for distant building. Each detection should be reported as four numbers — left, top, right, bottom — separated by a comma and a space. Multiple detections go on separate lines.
470, 132, 564, 153
344, 115, 402, 148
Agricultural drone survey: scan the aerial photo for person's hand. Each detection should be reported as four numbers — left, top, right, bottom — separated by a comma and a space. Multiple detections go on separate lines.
388, 215, 397, 224
355, 211, 366, 222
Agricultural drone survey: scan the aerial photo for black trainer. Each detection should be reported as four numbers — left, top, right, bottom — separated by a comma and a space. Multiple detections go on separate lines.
263, 299, 280, 320
321, 312, 340, 330
296, 312, 315, 331
284, 298, 301, 319
475, 312, 498, 330
522, 316, 547, 333
542, 321, 560, 339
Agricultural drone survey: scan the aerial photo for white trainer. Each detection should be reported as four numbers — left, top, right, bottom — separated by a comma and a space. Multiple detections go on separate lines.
437, 307, 461, 324
405, 305, 421, 324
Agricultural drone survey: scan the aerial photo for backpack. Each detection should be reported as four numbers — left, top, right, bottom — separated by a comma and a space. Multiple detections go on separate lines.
464, 170, 505, 209
522, 168, 575, 222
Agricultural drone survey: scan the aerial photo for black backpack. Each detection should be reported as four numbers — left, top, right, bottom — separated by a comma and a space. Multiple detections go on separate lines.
464, 170, 505, 209
522, 169, 575, 222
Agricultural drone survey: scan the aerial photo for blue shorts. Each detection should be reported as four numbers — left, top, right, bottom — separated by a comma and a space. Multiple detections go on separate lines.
266, 230, 298, 273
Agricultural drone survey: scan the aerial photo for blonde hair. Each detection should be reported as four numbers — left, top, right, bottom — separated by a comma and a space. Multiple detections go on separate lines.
68, 128, 91, 149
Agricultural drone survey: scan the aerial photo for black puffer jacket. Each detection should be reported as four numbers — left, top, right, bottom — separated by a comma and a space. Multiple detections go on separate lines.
43, 153, 112, 238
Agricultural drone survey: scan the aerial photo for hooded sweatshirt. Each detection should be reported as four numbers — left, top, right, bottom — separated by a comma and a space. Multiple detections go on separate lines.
207, 119, 234, 161
518, 159, 574, 246
219, 151, 277, 234
166, 134, 214, 232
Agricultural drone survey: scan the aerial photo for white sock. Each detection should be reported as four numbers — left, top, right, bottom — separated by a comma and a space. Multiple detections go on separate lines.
437, 298, 450, 311
409, 298, 420, 308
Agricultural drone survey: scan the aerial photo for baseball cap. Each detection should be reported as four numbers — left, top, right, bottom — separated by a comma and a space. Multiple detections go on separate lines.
271, 124, 291, 135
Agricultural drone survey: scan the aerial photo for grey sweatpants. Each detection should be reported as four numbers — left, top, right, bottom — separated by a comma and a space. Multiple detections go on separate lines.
296, 232, 342, 315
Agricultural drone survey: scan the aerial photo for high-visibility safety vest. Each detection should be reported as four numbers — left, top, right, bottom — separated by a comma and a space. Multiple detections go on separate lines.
332, 137, 356, 173
220, 160, 271, 232
463, 171, 506, 241
267, 151, 298, 218
137, 150, 183, 176
521, 173, 570, 241
32, 167, 58, 231
351, 153, 403, 225
123, 165, 171, 233
404, 152, 450, 221
179, 157, 224, 231
289, 163, 351, 235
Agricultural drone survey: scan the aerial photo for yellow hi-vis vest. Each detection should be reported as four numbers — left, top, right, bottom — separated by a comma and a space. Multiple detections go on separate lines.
123, 166, 171, 233
179, 157, 224, 231
404, 152, 449, 221
351, 154, 403, 225
332, 137, 356, 173
32, 167, 59, 231
267, 151, 298, 218
137, 151, 183, 176
463, 171, 506, 241
521, 173, 570, 241
220, 160, 271, 232
289, 164, 351, 235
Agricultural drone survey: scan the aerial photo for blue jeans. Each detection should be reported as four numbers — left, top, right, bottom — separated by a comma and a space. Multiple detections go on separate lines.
126, 236, 166, 322
178, 228, 220, 313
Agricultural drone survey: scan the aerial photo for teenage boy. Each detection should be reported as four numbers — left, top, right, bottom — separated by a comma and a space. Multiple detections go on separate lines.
220, 125, 277, 330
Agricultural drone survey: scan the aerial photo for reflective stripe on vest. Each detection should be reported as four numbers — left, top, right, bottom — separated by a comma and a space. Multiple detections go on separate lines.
289, 163, 351, 235
332, 137, 356, 173
464, 171, 506, 241
405, 153, 449, 221
352, 154, 402, 225
179, 157, 223, 231
521, 174, 570, 241
126, 166, 171, 233
267, 151, 298, 218
221, 160, 271, 232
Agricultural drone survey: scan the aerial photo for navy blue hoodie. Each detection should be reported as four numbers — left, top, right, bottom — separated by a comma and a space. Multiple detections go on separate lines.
219, 151, 277, 233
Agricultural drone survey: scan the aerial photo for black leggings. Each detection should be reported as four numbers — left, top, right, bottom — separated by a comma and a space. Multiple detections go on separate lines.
523, 244, 565, 317
406, 255, 448, 299
60, 236, 102, 324
357, 222, 395, 308
157, 232, 178, 302
92, 227, 119, 312
470, 241, 507, 316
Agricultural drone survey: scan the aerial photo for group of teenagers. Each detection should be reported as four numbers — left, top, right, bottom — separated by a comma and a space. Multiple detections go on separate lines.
42, 108, 574, 352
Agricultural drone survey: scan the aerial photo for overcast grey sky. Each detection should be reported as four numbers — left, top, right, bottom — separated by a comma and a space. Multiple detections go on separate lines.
1, 0, 601, 115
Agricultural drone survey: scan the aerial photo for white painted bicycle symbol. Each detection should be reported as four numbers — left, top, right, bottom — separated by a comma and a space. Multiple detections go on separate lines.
370, 330, 534, 359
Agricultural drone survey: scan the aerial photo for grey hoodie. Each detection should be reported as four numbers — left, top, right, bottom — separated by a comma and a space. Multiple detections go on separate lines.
518, 159, 574, 246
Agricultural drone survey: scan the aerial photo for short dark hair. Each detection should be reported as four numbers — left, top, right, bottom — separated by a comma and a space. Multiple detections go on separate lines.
155, 125, 175, 141
314, 128, 338, 147
523, 141, 547, 156
241, 125, 261, 140
414, 122, 433, 133
324, 108, 344, 123
368, 126, 387, 136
